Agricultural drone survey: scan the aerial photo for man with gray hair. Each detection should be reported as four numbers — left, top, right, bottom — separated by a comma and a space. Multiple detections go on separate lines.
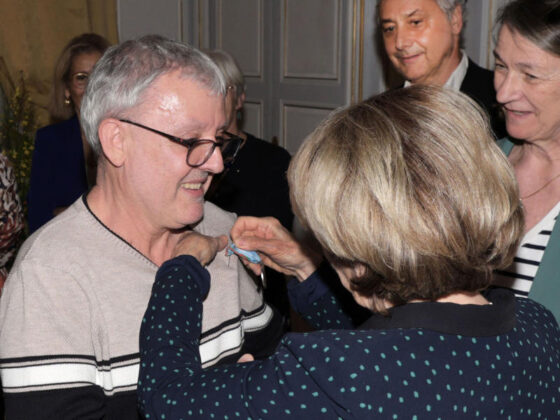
0, 35, 284, 419
378, 0, 504, 136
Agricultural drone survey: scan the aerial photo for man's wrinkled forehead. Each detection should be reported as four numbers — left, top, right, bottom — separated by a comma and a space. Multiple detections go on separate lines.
133, 71, 226, 128
141, 70, 223, 107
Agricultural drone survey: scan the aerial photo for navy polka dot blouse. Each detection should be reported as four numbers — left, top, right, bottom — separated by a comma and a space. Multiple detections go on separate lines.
139, 255, 560, 419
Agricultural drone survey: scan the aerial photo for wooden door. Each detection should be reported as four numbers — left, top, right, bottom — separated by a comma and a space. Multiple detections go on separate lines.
117, 0, 499, 153
201, 0, 365, 155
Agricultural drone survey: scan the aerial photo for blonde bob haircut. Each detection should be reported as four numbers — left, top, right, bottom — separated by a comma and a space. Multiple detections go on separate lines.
288, 85, 524, 305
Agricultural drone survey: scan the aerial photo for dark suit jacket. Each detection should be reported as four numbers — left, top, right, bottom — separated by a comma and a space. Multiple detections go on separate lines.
460, 58, 506, 138
27, 116, 88, 233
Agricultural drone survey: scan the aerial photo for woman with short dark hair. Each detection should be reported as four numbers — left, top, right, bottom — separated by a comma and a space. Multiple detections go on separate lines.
492, 0, 560, 321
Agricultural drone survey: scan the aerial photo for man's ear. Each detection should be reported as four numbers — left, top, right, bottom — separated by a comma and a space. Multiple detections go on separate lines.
98, 118, 126, 167
235, 91, 246, 111
450, 4, 463, 36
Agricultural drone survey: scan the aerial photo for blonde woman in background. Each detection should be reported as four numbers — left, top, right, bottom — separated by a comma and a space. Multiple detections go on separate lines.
27, 33, 110, 233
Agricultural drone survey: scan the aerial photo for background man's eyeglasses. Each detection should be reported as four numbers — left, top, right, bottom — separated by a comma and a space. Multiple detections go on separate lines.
119, 119, 243, 168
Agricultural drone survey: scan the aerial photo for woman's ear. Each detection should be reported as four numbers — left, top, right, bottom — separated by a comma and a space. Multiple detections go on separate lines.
98, 118, 126, 167
353, 262, 367, 279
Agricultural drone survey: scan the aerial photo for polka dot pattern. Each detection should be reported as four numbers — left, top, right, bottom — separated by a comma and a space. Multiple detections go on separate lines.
139, 256, 560, 419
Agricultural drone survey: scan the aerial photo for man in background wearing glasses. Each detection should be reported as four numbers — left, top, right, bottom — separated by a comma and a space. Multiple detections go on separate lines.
0, 35, 285, 419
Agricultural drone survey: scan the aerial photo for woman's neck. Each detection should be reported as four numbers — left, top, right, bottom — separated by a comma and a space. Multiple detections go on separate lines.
434, 291, 489, 305
367, 291, 490, 313
511, 137, 560, 166
511, 139, 560, 232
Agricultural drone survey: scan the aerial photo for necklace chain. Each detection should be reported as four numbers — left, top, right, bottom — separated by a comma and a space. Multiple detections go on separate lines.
521, 173, 560, 200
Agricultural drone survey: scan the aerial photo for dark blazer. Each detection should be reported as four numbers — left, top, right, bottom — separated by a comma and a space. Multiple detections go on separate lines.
461, 58, 506, 138
27, 116, 88, 233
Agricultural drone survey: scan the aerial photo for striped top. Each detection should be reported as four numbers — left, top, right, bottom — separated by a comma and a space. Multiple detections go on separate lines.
494, 201, 560, 296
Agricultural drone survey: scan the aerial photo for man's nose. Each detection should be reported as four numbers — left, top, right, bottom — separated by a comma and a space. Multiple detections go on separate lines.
202, 145, 224, 174
394, 27, 412, 51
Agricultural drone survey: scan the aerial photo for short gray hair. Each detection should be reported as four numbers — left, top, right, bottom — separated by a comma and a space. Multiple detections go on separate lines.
377, 0, 468, 35
81, 35, 226, 156
205, 49, 245, 102
435, 0, 467, 21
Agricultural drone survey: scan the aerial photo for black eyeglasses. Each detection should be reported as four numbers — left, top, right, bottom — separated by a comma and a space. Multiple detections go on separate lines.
119, 119, 243, 168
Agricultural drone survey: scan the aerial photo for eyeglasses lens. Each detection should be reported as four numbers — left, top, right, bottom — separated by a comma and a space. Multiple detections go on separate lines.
186, 142, 215, 167
221, 137, 242, 167
73, 72, 89, 88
